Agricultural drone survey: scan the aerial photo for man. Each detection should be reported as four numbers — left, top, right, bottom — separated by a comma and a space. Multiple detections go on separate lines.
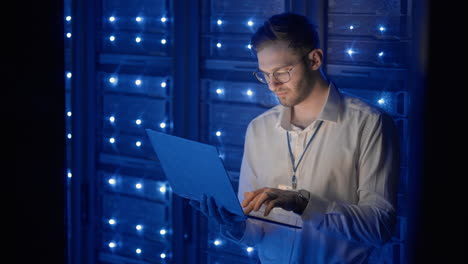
191, 12, 399, 263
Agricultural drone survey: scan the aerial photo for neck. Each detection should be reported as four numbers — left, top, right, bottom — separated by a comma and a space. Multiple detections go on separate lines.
291, 76, 330, 129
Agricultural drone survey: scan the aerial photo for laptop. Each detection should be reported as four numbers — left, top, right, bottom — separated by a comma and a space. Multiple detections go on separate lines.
145, 129, 302, 229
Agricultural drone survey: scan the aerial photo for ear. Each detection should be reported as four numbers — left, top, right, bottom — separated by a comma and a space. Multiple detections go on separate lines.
307, 49, 324, 71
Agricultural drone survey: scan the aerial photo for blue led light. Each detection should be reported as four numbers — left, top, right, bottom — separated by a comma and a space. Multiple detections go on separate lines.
217, 19, 223, 25
349, 25, 354, 30
246, 89, 253, 96
135, 16, 143, 22
108, 178, 116, 185
135, 141, 142, 147
215, 131, 222, 137
347, 49, 355, 55
109, 116, 115, 123
216, 42, 222, 48
159, 185, 167, 193
247, 20, 254, 26
161, 17, 167, 23
109, 35, 115, 42
378, 98, 385, 104
108, 16, 116, 22
135, 79, 142, 86
135, 119, 142, 125
108, 219, 116, 225
136, 248, 142, 254
66, 33, 72, 38
161, 82, 167, 88
378, 51, 384, 57
247, 44, 252, 49
109, 137, 115, 144
109, 77, 117, 84
160, 228, 167, 235
67, 171, 72, 178
379, 26, 386, 32
216, 88, 223, 94
135, 183, 143, 189
161, 39, 167, 45
247, 247, 254, 253
160, 253, 166, 259
214, 239, 222, 246
135, 37, 142, 43
160, 122, 166, 129
108, 242, 116, 248
135, 224, 143, 231
67, 133, 72, 139
66, 16, 71, 22
66, 72, 72, 79
67, 111, 72, 117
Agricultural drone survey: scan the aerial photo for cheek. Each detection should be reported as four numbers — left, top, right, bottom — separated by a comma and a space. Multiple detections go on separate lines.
287, 78, 307, 94
287, 69, 308, 91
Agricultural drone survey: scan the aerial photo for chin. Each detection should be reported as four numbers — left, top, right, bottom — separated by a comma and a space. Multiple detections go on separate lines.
278, 99, 294, 107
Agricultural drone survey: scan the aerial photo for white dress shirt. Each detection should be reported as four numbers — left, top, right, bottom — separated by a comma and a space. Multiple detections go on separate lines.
227, 83, 400, 263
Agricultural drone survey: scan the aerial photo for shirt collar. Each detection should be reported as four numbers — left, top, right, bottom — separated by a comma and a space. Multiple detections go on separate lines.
317, 82, 341, 123
276, 82, 342, 131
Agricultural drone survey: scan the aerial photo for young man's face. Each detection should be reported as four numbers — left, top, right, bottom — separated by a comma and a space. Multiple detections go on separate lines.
256, 40, 316, 107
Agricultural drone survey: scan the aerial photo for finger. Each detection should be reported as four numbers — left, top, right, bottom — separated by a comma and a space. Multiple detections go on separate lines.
253, 192, 277, 212
207, 196, 222, 224
243, 194, 265, 214
264, 199, 277, 216
242, 188, 268, 207
242, 189, 262, 207
189, 200, 201, 211
243, 202, 254, 214
219, 206, 231, 224
220, 206, 246, 223
253, 188, 269, 195
244, 193, 264, 213
243, 200, 257, 214
200, 194, 208, 216
241, 192, 255, 207
243, 191, 270, 214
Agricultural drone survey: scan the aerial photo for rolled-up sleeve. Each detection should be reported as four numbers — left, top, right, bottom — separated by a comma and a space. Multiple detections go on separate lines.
301, 113, 400, 246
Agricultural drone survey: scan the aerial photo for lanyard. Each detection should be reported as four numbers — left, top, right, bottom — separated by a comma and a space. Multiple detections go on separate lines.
286, 120, 323, 189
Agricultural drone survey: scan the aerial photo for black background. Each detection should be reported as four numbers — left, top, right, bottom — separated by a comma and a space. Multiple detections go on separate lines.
16, 0, 464, 263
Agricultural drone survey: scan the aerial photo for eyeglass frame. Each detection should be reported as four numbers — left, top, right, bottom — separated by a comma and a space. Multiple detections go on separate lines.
252, 50, 314, 84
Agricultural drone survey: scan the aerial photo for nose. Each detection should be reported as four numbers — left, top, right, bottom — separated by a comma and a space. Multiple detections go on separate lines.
267, 79, 282, 92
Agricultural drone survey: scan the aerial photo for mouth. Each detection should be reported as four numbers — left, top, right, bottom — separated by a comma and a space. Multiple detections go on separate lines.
276, 91, 288, 97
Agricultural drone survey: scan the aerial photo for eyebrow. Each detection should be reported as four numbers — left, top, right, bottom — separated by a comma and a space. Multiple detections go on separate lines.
258, 63, 293, 74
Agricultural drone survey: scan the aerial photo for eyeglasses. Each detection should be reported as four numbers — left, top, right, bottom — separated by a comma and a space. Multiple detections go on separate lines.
252, 49, 315, 84
253, 63, 300, 84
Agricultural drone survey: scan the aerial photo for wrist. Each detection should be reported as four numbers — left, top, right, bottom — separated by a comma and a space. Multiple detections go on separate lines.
293, 189, 310, 215
222, 221, 246, 239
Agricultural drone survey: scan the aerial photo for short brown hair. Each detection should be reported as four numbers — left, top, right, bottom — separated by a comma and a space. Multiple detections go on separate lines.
251, 13, 319, 55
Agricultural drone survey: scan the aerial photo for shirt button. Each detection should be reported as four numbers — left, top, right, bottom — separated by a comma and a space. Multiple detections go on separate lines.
298, 133, 305, 141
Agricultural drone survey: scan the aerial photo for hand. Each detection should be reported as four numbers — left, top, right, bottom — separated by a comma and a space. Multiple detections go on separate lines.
189, 194, 247, 237
242, 187, 308, 216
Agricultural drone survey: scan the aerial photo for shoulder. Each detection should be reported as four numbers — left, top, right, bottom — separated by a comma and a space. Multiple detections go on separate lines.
244, 105, 283, 139
339, 90, 397, 135
248, 105, 282, 129
340, 90, 390, 123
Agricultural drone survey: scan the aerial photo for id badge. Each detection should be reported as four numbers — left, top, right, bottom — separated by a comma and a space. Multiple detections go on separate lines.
277, 184, 293, 191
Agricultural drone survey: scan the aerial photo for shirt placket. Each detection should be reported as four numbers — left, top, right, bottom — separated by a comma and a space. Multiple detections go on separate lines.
295, 131, 306, 188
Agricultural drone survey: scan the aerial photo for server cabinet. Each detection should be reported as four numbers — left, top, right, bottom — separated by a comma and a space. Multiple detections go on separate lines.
65, 0, 412, 263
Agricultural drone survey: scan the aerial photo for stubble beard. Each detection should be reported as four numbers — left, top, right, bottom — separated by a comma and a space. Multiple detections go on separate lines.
278, 68, 315, 107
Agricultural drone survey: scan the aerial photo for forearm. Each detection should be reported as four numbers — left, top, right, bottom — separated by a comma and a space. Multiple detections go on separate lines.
302, 194, 396, 246
221, 219, 263, 246
329, 204, 394, 245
